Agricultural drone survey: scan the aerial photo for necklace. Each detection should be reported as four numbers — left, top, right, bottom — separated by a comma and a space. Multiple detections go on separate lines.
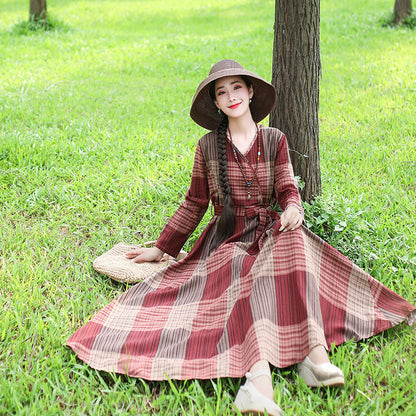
228, 126, 261, 200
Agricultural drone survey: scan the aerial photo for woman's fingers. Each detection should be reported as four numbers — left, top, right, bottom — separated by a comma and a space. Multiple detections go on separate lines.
286, 218, 302, 231
126, 250, 147, 263
125, 249, 144, 259
279, 208, 303, 232
279, 212, 292, 231
281, 221, 301, 232
125, 247, 164, 263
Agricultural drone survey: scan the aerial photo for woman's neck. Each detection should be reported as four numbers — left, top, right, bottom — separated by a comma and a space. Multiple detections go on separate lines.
228, 115, 257, 143
227, 116, 258, 155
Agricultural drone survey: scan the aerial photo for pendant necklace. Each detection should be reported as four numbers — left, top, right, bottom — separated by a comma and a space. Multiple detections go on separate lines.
228, 125, 261, 200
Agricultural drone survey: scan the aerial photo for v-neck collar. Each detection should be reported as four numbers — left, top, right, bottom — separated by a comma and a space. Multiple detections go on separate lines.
227, 125, 260, 157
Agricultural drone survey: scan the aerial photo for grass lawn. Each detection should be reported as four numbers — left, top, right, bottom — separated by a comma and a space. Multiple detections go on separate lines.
0, 0, 415, 414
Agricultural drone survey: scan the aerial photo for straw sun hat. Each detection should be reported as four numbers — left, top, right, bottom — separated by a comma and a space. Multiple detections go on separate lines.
190, 59, 276, 131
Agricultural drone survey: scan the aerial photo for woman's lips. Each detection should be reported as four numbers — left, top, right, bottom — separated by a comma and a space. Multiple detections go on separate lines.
228, 103, 241, 109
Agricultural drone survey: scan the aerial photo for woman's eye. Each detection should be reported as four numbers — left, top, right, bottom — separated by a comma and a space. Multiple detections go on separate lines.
217, 91, 225, 96
234, 85, 242, 90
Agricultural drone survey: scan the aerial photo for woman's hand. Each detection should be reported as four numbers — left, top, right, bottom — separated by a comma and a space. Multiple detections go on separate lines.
279, 204, 303, 232
125, 247, 165, 263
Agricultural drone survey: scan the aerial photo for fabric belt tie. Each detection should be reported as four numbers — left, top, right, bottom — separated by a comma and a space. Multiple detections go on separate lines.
214, 205, 279, 244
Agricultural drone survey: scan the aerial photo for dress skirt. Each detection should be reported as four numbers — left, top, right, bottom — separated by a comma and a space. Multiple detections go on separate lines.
67, 127, 415, 380
67, 220, 415, 380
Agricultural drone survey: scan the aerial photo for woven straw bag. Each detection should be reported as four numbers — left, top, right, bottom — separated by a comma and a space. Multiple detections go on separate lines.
92, 242, 187, 284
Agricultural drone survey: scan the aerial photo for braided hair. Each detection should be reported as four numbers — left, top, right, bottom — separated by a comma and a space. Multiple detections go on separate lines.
210, 114, 236, 251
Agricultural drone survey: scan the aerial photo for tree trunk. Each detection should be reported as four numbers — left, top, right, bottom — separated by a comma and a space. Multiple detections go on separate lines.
30, 0, 47, 20
394, 0, 412, 23
270, 0, 321, 203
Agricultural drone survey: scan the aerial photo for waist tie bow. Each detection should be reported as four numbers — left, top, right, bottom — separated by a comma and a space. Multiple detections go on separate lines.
214, 205, 280, 247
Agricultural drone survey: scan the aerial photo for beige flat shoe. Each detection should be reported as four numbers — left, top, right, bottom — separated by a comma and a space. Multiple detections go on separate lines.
298, 356, 344, 387
234, 370, 283, 416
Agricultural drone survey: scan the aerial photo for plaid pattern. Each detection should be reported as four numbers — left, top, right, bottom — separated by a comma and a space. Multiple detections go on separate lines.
67, 127, 415, 380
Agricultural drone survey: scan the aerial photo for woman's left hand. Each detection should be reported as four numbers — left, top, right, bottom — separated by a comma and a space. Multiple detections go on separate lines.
279, 204, 303, 232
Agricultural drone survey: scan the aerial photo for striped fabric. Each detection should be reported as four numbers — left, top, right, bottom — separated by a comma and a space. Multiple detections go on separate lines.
67, 127, 415, 380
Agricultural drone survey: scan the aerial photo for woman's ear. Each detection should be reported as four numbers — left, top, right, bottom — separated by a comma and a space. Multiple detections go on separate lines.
249, 86, 254, 99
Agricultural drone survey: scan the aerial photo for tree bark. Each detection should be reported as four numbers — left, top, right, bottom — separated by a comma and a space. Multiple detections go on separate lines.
394, 0, 412, 23
30, 0, 47, 20
270, 0, 321, 203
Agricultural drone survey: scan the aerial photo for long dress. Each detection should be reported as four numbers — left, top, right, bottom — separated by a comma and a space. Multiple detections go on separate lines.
67, 126, 415, 380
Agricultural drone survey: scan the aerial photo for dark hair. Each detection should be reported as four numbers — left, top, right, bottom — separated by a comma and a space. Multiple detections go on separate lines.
210, 114, 236, 251
209, 76, 253, 251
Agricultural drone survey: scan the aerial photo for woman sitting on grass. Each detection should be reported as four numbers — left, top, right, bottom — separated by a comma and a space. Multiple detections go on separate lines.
67, 59, 415, 415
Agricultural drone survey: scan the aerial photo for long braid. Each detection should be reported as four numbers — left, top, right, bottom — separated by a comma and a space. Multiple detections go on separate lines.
218, 115, 231, 200
210, 115, 236, 251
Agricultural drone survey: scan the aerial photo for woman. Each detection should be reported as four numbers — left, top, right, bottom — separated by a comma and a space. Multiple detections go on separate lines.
67, 60, 415, 415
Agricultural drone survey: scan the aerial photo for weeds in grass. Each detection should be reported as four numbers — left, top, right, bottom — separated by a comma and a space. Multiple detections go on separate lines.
10, 13, 70, 35
380, 11, 416, 29
303, 195, 370, 265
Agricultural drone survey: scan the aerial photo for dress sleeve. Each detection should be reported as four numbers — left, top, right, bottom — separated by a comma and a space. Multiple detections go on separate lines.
155, 141, 210, 257
274, 134, 302, 210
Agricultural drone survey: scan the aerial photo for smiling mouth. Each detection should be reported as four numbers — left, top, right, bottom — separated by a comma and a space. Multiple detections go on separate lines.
228, 103, 241, 109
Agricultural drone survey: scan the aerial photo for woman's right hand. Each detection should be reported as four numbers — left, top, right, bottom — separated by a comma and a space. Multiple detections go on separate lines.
125, 247, 165, 263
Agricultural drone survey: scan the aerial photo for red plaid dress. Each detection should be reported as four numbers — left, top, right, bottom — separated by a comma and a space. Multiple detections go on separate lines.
67, 127, 415, 380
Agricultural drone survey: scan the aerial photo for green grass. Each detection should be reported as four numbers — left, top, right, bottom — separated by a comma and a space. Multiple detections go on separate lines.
10, 12, 70, 35
1, 0, 415, 414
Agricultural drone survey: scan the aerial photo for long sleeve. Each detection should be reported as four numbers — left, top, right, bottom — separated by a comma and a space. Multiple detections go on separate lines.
155, 141, 210, 257
274, 134, 302, 210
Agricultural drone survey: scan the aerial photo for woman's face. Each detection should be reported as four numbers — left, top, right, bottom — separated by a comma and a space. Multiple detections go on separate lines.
214, 76, 253, 121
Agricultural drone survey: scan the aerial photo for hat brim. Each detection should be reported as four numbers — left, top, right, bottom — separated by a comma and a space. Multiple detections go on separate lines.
190, 67, 276, 131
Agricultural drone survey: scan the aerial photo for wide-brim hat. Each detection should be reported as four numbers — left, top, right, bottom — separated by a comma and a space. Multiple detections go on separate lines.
190, 59, 276, 131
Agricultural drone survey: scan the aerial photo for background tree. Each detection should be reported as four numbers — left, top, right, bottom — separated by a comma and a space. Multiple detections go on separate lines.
30, 0, 47, 20
394, 0, 412, 23
270, 0, 321, 203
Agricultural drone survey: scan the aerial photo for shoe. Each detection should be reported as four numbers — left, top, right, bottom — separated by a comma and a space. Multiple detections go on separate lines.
297, 356, 344, 387
234, 370, 283, 415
